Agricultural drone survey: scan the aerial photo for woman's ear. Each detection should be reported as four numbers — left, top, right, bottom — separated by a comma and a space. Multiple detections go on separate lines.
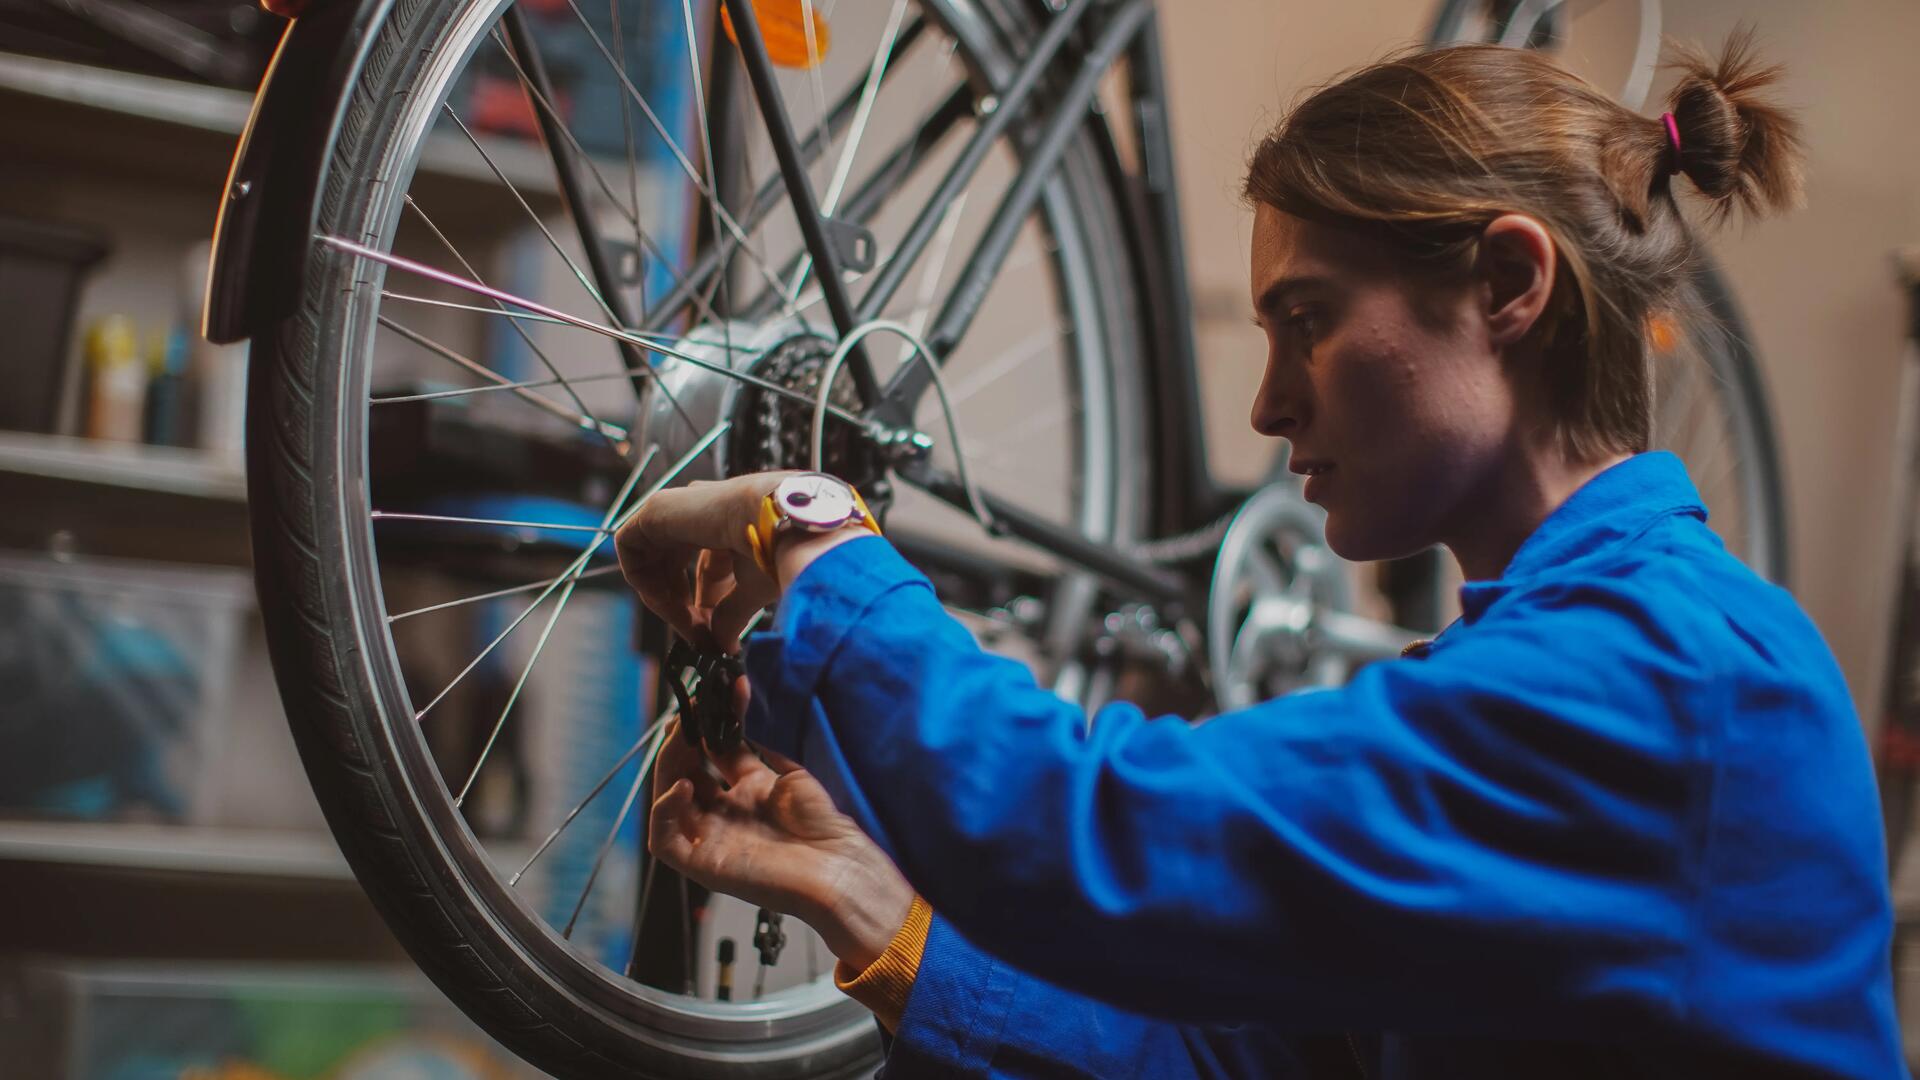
1476, 214, 1558, 349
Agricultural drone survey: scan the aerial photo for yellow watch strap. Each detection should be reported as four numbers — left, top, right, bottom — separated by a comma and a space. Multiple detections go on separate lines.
748, 491, 783, 579
745, 479, 882, 582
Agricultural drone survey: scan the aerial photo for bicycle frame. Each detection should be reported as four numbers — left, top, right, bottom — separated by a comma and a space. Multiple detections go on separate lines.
205, 0, 1219, 606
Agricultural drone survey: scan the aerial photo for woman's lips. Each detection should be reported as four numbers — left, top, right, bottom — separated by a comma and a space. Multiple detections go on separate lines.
1301, 463, 1335, 502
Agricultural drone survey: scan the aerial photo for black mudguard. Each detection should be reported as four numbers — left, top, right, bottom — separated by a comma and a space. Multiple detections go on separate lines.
202, 0, 398, 343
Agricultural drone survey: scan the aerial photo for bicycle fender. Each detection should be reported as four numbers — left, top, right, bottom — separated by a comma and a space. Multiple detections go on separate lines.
202, 0, 400, 343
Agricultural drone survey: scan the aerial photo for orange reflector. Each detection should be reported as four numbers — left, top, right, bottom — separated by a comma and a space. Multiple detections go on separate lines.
1648, 312, 1680, 354
722, 0, 831, 70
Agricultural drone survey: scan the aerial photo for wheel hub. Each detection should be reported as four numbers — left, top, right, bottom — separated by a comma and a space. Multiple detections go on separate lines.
630, 319, 886, 491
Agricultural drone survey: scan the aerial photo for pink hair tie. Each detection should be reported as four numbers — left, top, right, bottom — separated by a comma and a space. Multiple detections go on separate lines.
1661, 112, 1683, 175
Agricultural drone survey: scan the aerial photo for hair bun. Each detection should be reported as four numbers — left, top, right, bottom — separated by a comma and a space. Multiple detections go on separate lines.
1664, 25, 1805, 221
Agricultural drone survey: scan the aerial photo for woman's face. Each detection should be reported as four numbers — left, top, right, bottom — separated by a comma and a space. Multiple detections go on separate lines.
1248, 205, 1523, 564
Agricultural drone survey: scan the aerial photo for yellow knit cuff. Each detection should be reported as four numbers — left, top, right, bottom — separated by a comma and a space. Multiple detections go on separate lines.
832, 894, 932, 1032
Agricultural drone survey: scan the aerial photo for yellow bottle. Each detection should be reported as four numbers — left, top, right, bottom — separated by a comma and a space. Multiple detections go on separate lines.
84, 315, 146, 443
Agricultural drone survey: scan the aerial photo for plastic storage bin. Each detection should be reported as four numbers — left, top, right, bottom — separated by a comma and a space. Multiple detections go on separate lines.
0, 216, 108, 435
0, 961, 546, 1079
0, 553, 249, 823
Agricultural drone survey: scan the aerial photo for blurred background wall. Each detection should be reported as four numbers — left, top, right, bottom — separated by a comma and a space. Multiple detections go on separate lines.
1165, 0, 1920, 731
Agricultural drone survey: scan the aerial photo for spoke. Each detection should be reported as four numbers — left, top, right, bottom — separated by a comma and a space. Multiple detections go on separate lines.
784, 0, 917, 302
606, 0, 647, 287
326, 235, 866, 427
887, 3, 1148, 409
515, 701, 675, 885
725, 0, 878, 398
380, 291, 763, 354
897, 190, 967, 344
400, 197, 635, 452
749, 80, 972, 322
969, 399, 1070, 448
372, 510, 615, 536
453, 441, 662, 807
382, 290, 571, 328
441, 104, 623, 326
562, 715, 669, 937
943, 322, 1071, 408
409, 423, 729, 722
560, 0, 792, 302
376, 315, 630, 442
854, 0, 1100, 324
372, 369, 646, 407
637, 15, 933, 336
800, 0, 831, 149
822, 0, 907, 216
485, 28, 725, 333
388, 564, 625, 624
962, 402, 1072, 473
498, 3, 658, 404
788, 212, 1032, 331
681, 0, 741, 409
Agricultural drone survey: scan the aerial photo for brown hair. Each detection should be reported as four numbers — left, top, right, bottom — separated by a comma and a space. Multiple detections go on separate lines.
1243, 28, 1804, 460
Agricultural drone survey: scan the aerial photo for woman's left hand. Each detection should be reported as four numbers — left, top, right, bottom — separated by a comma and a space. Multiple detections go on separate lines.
616, 472, 795, 650
649, 682, 914, 971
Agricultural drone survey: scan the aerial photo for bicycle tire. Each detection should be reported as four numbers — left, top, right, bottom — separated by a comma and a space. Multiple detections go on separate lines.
246, 0, 1156, 1076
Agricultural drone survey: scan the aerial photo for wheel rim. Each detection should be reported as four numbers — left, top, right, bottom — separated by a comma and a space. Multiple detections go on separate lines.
304, 0, 1145, 1062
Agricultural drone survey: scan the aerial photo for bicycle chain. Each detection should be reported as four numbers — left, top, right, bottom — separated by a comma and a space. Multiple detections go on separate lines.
1130, 508, 1239, 564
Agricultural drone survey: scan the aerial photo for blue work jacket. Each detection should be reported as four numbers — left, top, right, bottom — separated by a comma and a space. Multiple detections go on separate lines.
743, 452, 1904, 1078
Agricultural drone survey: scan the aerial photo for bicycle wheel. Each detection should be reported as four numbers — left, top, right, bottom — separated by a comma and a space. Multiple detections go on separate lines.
1425, 0, 1790, 584
246, 0, 1153, 1075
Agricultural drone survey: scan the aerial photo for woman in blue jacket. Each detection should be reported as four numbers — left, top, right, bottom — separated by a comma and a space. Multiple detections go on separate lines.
617, 31, 1904, 1079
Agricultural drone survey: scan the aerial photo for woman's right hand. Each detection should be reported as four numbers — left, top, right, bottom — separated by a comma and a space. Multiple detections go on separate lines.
648, 685, 914, 971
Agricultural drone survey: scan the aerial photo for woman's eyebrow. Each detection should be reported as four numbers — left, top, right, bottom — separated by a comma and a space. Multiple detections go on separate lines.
1253, 275, 1330, 318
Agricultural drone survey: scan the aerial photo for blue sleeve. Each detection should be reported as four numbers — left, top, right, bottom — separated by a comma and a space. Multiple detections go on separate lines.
744, 537, 1711, 1033
888, 913, 1315, 1079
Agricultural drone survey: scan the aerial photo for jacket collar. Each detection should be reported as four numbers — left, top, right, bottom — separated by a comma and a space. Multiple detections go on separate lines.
1455, 451, 1707, 624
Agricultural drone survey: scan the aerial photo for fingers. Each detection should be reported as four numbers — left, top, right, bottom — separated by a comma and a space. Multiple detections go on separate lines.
616, 534, 703, 643
646, 776, 697, 865
750, 740, 806, 776
693, 548, 737, 615
653, 716, 726, 804
710, 572, 779, 652
623, 475, 782, 564
617, 474, 792, 643
652, 716, 696, 800
706, 735, 776, 791
725, 678, 802, 774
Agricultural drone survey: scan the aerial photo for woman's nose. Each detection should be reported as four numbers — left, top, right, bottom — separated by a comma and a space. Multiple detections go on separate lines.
1251, 367, 1302, 438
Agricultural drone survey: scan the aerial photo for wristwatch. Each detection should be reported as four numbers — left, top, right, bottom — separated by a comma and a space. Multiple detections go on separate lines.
746, 472, 883, 579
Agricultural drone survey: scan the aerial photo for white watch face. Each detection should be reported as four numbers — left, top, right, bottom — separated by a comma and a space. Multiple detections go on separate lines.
776, 474, 857, 530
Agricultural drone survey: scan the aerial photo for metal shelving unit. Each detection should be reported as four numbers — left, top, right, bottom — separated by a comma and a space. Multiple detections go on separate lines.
0, 820, 535, 883
0, 821, 353, 880
0, 51, 571, 199
0, 431, 245, 502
